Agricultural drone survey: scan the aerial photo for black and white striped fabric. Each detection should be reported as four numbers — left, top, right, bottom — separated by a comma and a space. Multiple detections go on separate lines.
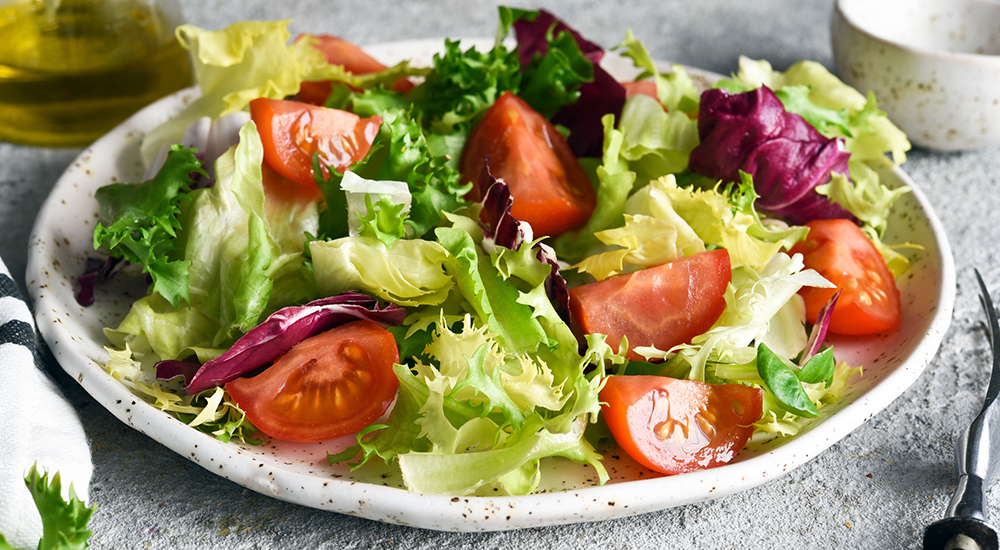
0, 260, 92, 549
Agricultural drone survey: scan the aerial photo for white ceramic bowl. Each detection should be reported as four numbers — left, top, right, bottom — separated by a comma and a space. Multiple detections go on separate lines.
832, 0, 1000, 151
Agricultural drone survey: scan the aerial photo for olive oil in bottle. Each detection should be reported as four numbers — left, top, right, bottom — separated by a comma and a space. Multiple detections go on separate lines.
0, 0, 194, 147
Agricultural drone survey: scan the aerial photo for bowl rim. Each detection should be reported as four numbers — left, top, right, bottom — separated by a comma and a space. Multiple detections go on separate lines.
833, 0, 1000, 62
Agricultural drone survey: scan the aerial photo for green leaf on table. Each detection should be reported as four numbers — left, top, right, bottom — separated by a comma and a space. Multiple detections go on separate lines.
0, 464, 95, 550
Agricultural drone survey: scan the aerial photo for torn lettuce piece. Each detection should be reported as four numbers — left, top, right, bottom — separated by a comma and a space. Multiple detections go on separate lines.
310, 237, 454, 307
178, 122, 310, 344
615, 29, 699, 115
617, 94, 700, 185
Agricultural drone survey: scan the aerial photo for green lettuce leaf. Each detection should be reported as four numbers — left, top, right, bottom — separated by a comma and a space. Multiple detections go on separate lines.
0, 465, 94, 550
551, 114, 637, 264
93, 145, 205, 308
310, 236, 454, 307
615, 29, 699, 114
406, 39, 522, 135
318, 109, 469, 239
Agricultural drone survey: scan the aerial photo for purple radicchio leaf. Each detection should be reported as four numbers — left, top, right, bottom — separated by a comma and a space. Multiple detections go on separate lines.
513, 10, 626, 158
802, 289, 841, 362
477, 162, 572, 321
159, 291, 405, 394
478, 157, 529, 251
688, 86, 856, 226
75, 256, 125, 306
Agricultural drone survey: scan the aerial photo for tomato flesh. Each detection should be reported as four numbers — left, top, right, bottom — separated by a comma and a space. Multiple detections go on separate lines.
569, 250, 731, 360
789, 219, 901, 335
600, 376, 763, 475
225, 320, 400, 443
459, 91, 597, 238
296, 34, 414, 105
250, 98, 382, 188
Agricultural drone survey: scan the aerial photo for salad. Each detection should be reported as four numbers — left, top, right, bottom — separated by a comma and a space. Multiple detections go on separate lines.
81, 7, 914, 497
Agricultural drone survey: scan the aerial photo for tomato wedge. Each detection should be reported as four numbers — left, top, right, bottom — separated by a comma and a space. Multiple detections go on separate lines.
459, 91, 597, 238
568, 250, 731, 360
600, 376, 763, 475
225, 320, 399, 443
789, 219, 901, 335
250, 97, 382, 188
296, 34, 414, 105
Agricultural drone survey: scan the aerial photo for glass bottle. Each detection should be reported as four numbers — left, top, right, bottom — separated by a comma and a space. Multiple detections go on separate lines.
0, 0, 194, 147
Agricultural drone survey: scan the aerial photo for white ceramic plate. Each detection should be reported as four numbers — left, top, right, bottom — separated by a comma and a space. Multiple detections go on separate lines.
26, 39, 956, 532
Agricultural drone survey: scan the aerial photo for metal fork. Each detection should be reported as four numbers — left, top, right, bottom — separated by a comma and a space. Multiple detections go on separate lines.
924, 270, 1000, 550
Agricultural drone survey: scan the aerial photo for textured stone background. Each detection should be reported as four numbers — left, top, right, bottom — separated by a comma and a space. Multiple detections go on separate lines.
2, 0, 998, 547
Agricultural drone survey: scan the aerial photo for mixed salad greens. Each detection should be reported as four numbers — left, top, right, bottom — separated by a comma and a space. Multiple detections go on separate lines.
81, 7, 914, 496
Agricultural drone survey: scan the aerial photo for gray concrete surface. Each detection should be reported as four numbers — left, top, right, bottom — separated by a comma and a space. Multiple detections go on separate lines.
2, 0, 997, 547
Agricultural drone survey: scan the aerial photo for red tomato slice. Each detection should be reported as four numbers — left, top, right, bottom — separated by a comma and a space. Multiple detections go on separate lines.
225, 320, 400, 443
600, 376, 763, 475
459, 91, 597, 238
250, 97, 382, 188
622, 80, 659, 102
296, 34, 414, 105
568, 250, 731, 360
789, 219, 901, 335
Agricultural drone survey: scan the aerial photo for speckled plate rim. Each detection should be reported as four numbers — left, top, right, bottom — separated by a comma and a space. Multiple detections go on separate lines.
26, 38, 956, 532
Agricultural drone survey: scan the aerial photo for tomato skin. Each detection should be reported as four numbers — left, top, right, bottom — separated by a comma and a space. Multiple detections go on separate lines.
600, 376, 763, 475
250, 98, 382, 188
568, 250, 731, 360
459, 91, 597, 238
225, 320, 400, 443
622, 80, 659, 102
788, 219, 901, 335
296, 34, 414, 105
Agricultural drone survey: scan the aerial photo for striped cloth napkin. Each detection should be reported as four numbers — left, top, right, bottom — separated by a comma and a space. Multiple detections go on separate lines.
0, 259, 92, 549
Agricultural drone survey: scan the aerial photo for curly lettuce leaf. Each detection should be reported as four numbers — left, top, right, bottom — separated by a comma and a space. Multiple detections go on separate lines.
507, 8, 595, 119
319, 108, 469, 239
816, 158, 910, 235
0, 465, 94, 550
141, 20, 357, 165
406, 39, 522, 135
331, 194, 608, 495
93, 145, 205, 308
